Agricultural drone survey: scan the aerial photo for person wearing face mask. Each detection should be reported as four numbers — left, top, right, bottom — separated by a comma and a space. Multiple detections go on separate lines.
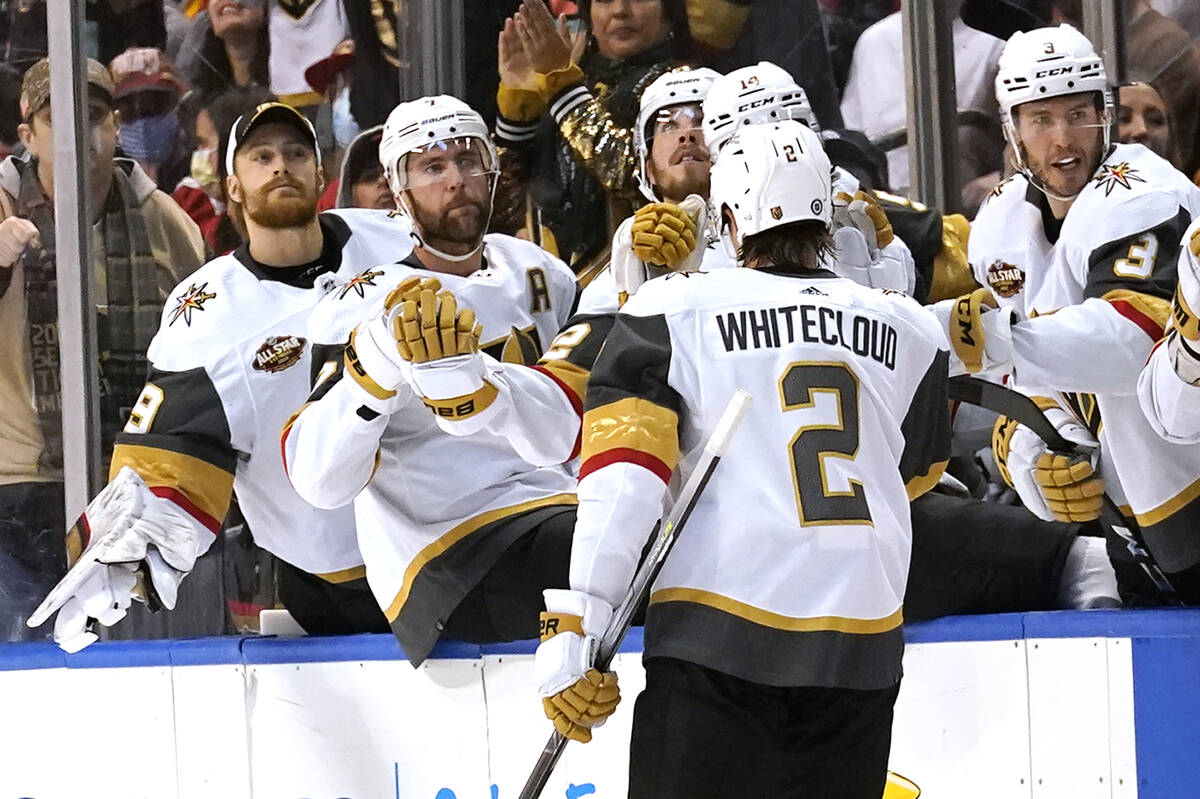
173, 85, 276, 253
0, 57, 206, 642
110, 48, 191, 190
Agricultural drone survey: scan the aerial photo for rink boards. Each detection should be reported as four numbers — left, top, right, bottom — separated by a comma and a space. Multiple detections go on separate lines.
0, 609, 1197, 799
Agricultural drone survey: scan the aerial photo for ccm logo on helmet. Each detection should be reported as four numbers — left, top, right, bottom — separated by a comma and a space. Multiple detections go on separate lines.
737, 97, 774, 113
1034, 66, 1074, 78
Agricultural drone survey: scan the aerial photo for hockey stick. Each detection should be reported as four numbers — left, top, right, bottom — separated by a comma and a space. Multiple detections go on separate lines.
948, 376, 1183, 605
517, 389, 754, 799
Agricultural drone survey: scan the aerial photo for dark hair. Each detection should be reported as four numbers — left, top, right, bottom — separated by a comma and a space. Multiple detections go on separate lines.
343, 127, 385, 186
575, 0, 695, 61
737, 221, 834, 272
191, 17, 270, 102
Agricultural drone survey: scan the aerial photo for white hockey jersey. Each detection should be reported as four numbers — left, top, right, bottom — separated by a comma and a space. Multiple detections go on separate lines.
1139, 217, 1200, 445
573, 268, 950, 689
282, 234, 580, 664
267, 0, 348, 102
970, 142, 1200, 575
109, 209, 413, 578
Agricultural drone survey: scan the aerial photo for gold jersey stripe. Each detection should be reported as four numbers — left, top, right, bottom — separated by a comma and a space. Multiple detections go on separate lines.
581, 397, 679, 471
422, 381, 500, 420
109, 443, 234, 529
535, 359, 590, 406
384, 493, 579, 622
1102, 289, 1173, 332
315, 565, 367, 584
1134, 473, 1200, 527
650, 587, 904, 635
905, 459, 949, 501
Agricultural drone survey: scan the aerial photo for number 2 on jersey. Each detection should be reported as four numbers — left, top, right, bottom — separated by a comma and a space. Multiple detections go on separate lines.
779, 362, 872, 526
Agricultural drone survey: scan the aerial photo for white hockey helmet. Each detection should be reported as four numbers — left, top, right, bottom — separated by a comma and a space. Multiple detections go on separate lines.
710, 120, 832, 254
380, 95, 499, 260
634, 66, 721, 202
702, 62, 819, 155
381, 95, 498, 194
996, 26, 1112, 174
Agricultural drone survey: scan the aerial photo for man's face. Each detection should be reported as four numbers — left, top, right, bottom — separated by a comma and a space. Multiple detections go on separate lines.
227, 121, 322, 229
1117, 82, 1171, 160
645, 103, 710, 202
401, 137, 492, 255
19, 95, 118, 177
1014, 92, 1105, 199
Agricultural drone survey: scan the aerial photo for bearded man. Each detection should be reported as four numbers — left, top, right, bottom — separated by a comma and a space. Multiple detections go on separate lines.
27, 102, 415, 650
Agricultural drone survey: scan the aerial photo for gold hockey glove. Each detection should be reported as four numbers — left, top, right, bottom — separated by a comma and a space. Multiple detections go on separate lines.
395, 287, 482, 363
835, 190, 894, 248
534, 590, 620, 744
541, 667, 621, 743
631, 202, 698, 269
1034, 452, 1104, 523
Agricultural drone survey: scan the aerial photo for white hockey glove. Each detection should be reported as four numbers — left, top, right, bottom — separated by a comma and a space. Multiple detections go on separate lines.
343, 276, 440, 412
831, 190, 914, 294
1167, 234, 1200, 384
991, 407, 1104, 523
534, 589, 621, 743
27, 467, 205, 652
930, 288, 1015, 375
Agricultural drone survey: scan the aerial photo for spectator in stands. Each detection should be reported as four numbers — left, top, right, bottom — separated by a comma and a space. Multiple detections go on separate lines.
0, 0, 165, 74
840, 9, 1005, 196
109, 47, 190, 190
0, 57, 205, 642
493, 0, 694, 269
1116, 80, 1180, 168
177, 0, 269, 102
173, 85, 274, 254
334, 126, 392, 210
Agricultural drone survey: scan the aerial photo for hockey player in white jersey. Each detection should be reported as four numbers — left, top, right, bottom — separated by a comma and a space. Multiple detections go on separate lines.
703, 61, 917, 295
281, 95, 582, 665
941, 24, 1200, 603
533, 120, 950, 798
1138, 218, 1200, 444
27, 103, 414, 650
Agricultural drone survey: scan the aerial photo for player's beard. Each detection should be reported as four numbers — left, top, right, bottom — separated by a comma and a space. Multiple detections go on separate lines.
408, 192, 490, 256
1022, 128, 1105, 200
243, 175, 320, 229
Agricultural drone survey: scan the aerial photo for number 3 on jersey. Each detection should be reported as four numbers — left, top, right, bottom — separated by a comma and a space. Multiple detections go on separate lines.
779, 362, 872, 526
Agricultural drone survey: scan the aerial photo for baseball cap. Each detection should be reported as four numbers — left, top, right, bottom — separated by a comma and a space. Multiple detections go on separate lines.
109, 48, 185, 101
225, 101, 322, 174
20, 57, 115, 121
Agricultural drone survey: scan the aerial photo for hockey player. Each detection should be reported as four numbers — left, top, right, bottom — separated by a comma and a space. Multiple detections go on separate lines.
703, 61, 917, 296
1138, 217, 1200, 443
534, 120, 950, 798
27, 103, 412, 650
281, 95, 580, 665
942, 24, 1200, 602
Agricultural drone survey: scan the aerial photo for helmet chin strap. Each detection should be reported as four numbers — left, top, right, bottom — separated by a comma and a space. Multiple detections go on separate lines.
396, 174, 499, 264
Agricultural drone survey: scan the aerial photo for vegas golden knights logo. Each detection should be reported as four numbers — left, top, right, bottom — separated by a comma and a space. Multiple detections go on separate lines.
771, 206, 783, 220
527, 268, 552, 313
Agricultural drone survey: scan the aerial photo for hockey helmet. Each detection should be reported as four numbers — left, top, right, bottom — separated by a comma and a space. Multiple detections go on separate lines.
380, 95, 498, 197
709, 120, 831, 254
379, 95, 499, 260
995, 25, 1112, 182
702, 62, 819, 155
634, 66, 721, 202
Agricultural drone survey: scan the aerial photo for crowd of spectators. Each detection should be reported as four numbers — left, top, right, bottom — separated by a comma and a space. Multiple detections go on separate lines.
0, 0, 1199, 643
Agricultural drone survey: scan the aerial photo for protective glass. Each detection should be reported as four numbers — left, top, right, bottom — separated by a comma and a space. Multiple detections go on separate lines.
403, 137, 495, 189
1016, 105, 1107, 143
649, 103, 705, 145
